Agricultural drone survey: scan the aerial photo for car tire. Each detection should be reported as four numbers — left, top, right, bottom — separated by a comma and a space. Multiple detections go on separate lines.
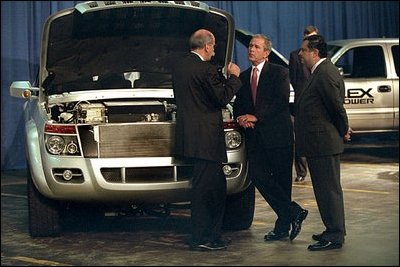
27, 166, 61, 237
222, 183, 255, 230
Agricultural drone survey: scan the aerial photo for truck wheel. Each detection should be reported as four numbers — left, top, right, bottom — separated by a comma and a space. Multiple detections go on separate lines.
27, 167, 61, 237
222, 183, 255, 230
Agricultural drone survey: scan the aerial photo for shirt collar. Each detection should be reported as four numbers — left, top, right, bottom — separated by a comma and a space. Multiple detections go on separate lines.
191, 51, 205, 61
252, 60, 266, 72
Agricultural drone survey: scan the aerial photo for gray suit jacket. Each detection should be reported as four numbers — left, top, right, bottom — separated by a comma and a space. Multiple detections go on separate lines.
294, 59, 349, 157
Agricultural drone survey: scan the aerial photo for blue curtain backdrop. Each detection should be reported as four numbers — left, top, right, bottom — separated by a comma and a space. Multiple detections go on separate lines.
1, 1, 399, 170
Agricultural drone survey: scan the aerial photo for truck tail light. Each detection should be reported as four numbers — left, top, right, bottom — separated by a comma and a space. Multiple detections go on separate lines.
224, 121, 240, 130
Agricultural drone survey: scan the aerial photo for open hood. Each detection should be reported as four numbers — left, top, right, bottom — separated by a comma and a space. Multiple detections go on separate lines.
235, 28, 289, 68
42, 1, 235, 94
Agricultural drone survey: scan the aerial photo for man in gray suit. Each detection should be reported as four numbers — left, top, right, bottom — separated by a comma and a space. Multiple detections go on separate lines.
295, 34, 352, 251
289, 25, 319, 183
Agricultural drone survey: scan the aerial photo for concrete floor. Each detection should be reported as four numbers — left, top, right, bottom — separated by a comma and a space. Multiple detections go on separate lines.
1, 134, 399, 266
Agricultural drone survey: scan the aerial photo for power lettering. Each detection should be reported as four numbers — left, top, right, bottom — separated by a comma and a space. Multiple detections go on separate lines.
345, 88, 374, 104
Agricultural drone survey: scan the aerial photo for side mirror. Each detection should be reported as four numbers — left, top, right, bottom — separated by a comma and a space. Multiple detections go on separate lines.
10, 81, 39, 99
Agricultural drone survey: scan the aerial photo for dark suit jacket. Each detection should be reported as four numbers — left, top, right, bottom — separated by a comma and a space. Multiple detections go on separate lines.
289, 49, 311, 95
294, 59, 349, 157
233, 62, 293, 151
172, 53, 242, 162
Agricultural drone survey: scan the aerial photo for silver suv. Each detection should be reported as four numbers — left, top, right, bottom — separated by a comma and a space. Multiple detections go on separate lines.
327, 38, 399, 133
10, 1, 258, 237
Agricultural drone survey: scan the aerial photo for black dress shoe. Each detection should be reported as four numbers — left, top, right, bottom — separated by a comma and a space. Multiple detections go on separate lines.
213, 238, 232, 246
290, 209, 308, 240
295, 176, 305, 182
190, 240, 228, 251
308, 240, 342, 251
264, 230, 289, 241
312, 233, 323, 241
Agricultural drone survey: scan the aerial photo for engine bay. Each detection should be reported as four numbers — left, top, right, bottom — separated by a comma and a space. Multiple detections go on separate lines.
48, 100, 177, 124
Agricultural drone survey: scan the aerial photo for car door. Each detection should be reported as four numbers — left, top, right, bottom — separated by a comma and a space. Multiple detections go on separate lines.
387, 43, 399, 130
333, 44, 395, 132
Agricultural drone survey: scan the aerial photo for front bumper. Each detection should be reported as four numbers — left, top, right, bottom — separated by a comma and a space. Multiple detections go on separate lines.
33, 149, 249, 203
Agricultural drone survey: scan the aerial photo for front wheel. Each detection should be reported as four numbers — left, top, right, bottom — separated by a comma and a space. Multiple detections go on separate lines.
222, 183, 255, 230
27, 166, 61, 237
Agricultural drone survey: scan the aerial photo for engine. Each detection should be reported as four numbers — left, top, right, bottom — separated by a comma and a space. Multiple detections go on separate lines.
49, 100, 177, 124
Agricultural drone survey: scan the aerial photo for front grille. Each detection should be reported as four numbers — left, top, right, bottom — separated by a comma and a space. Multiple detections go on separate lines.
101, 166, 193, 183
98, 122, 175, 158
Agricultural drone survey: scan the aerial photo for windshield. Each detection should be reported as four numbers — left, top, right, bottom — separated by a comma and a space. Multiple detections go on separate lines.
327, 44, 342, 58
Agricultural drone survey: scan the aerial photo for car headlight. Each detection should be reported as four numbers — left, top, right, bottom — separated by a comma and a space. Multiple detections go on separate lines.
225, 130, 242, 149
66, 141, 79, 154
46, 135, 66, 155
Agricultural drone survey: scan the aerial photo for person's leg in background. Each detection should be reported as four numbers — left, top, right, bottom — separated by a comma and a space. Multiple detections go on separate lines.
294, 154, 308, 182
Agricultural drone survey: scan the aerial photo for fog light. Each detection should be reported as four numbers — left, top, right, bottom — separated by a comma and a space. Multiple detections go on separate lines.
62, 169, 73, 181
222, 165, 232, 176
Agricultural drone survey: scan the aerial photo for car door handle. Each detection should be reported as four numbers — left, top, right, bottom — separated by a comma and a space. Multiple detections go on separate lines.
378, 85, 391, 92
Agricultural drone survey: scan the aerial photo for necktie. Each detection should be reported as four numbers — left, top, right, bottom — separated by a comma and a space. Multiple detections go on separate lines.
251, 67, 258, 104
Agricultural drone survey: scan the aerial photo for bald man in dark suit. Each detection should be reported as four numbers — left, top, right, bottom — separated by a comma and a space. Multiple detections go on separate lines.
173, 29, 241, 251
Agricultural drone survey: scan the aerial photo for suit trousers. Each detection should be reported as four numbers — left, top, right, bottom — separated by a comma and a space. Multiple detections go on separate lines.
248, 145, 300, 232
307, 154, 346, 244
190, 158, 227, 244
294, 154, 308, 178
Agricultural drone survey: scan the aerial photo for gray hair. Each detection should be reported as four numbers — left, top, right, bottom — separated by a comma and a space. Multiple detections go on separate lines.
252, 34, 272, 51
189, 30, 214, 50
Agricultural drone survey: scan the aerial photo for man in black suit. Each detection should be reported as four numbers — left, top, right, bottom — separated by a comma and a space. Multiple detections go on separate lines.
234, 34, 308, 242
295, 34, 352, 251
172, 29, 242, 251
289, 25, 319, 183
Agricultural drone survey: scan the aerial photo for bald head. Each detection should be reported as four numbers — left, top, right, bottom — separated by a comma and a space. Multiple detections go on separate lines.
190, 29, 215, 50
189, 29, 216, 61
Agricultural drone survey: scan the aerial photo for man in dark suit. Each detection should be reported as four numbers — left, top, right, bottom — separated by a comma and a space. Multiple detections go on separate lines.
234, 34, 308, 242
295, 34, 352, 251
289, 25, 319, 183
172, 29, 242, 251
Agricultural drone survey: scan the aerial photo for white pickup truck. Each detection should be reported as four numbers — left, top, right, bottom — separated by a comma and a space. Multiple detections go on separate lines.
238, 35, 399, 134
327, 38, 399, 133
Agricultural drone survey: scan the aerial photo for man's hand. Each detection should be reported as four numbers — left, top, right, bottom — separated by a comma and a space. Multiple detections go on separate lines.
237, 114, 258, 128
344, 127, 353, 142
227, 62, 240, 77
